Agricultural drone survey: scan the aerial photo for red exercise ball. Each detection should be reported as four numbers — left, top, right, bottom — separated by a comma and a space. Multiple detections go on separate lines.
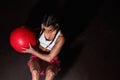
10, 26, 37, 53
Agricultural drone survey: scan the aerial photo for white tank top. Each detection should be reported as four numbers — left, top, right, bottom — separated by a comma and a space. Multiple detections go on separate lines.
38, 31, 61, 50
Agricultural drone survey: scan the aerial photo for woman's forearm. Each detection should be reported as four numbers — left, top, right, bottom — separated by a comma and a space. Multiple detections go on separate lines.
32, 50, 52, 62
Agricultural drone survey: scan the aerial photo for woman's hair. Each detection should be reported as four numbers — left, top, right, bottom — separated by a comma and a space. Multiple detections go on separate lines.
42, 13, 60, 30
37, 13, 61, 48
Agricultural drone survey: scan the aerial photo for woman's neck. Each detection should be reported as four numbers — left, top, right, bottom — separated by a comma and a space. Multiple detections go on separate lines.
44, 29, 58, 41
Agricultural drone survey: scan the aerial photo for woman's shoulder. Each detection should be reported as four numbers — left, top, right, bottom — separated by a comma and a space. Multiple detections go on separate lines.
58, 30, 64, 37
57, 30, 65, 43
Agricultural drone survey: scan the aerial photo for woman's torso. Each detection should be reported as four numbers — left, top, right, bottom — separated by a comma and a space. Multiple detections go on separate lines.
38, 30, 61, 52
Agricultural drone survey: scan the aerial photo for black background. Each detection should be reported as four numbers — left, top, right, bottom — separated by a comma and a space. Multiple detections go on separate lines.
0, 0, 120, 80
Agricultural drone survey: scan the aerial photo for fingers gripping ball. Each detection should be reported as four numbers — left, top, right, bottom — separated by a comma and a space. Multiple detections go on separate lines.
10, 26, 37, 53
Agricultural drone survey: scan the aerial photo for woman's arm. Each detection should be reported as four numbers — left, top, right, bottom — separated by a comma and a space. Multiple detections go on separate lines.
22, 35, 65, 62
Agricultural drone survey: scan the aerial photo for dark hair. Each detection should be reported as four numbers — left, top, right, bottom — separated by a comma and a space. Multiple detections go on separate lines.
42, 13, 60, 29
37, 13, 61, 48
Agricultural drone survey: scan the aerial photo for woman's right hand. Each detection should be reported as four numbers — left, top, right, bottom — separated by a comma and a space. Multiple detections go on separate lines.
22, 43, 36, 54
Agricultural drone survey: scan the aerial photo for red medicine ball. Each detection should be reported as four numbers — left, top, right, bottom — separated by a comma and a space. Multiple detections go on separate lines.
10, 26, 37, 53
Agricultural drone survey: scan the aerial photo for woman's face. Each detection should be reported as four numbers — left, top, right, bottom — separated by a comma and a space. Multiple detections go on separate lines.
42, 24, 55, 33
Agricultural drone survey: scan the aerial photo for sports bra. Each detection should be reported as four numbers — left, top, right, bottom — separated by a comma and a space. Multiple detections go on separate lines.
38, 31, 61, 50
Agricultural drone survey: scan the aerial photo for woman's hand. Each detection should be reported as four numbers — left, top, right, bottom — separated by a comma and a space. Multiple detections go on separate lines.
22, 43, 36, 54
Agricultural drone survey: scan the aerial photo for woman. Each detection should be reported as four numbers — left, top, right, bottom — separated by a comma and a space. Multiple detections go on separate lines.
22, 14, 65, 80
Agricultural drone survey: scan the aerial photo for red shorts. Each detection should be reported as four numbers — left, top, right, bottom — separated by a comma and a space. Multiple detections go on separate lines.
27, 55, 61, 76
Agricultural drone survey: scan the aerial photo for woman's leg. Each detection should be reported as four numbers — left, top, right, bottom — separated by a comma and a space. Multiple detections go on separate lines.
45, 64, 60, 80
28, 58, 41, 80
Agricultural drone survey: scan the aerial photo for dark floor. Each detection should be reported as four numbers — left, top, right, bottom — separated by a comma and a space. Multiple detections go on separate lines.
0, 0, 120, 80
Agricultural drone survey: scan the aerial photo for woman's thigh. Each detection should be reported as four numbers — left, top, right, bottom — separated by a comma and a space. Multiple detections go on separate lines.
45, 63, 61, 75
27, 57, 41, 72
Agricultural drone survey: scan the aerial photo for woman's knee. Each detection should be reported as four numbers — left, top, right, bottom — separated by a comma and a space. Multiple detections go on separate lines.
29, 64, 41, 73
46, 69, 55, 77
31, 69, 39, 75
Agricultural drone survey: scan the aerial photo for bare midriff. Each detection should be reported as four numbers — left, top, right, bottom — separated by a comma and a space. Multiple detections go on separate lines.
39, 45, 50, 53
